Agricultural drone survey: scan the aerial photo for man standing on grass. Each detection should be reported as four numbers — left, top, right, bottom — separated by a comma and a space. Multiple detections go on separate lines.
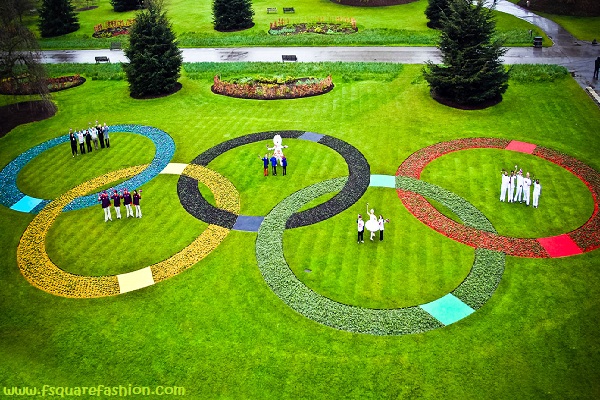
98, 191, 112, 222
357, 214, 364, 243
111, 190, 122, 219
123, 188, 133, 218
522, 172, 532, 206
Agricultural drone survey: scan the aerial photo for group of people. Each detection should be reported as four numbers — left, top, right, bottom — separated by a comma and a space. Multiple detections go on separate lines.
260, 134, 289, 176
260, 153, 288, 176
69, 121, 110, 157
500, 166, 542, 208
98, 188, 142, 222
357, 203, 389, 243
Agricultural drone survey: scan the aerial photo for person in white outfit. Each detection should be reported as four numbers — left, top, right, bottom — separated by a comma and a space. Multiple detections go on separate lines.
515, 170, 524, 203
522, 172, 532, 206
532, 179, 542, 208
508, 171, 516, 203
378, 215, 389, 241
365, 203, 379, 241
500, 170, 510, 201
357, 215, 364, 243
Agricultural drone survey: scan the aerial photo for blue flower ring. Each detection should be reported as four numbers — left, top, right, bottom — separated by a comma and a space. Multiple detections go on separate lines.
177, 130, 371, 230
255, 176, 505, 335
0, 124, 175, 213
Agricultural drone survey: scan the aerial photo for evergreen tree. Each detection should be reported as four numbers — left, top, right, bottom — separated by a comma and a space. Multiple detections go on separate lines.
38, 0, 80, 38
212, 0, 254, 32
425, 0, 450, 29
123, 0, 183, 98
110, 0, 142, 12
423, 0, 509, 106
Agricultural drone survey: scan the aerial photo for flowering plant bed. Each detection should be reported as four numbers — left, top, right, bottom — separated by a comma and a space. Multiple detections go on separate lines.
0, 75, 85, 95
330, 0, 417, 6
92, 19, 135, 38
212, 75, 334, 100
269, 18, 357, 35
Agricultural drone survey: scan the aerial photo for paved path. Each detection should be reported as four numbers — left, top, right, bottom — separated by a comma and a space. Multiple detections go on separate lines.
39, 0, 600, 91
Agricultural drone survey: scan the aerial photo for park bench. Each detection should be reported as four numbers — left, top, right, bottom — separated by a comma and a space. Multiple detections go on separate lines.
95, 56, 110, 63
283, 7, 295, 13
533, 36, 543, 48
267, 7, 277, 13
110, 41, 122, 50
282, 54, 297, 62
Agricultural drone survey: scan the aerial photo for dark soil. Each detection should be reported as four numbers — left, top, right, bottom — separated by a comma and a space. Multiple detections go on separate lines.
431, 91, 503, 110
330, 0, 417, 7
130, 82, 183, 100
0, 76, 86, 95
0, 101, 57, 138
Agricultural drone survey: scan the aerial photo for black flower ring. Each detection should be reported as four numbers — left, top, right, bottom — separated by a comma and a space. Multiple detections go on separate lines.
177, 131, 371, 229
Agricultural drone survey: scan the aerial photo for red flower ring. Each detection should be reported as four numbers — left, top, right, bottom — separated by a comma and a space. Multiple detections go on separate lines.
396, 138, 600, 258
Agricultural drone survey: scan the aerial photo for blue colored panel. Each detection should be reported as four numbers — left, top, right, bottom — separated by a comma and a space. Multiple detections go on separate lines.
298, 132, 324, 143
233, 215, 265, 232
10, 196, 43, 213
369, 175, 396, 188
420, 293, 475, 325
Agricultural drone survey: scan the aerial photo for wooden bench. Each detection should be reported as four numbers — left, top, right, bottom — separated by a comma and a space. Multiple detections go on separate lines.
282, 54, 297, 62
110, 41, 121, 50
267, 7, 277, 13
95, 56, 110, 63
283, 7, 295, 13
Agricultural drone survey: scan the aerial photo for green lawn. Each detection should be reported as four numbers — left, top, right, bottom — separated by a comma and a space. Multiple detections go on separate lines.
23, 0, 548, 48
1, 63, 599, 398
536, 13, 600, 41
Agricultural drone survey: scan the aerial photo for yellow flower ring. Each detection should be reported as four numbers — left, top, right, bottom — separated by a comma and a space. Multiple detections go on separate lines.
17, 164, 239, 298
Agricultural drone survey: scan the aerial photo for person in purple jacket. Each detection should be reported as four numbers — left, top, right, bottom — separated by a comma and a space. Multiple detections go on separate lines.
123, 188, 133, 218
98, 190, 112, 222
133, 189, 142, 218
281, 156, 287, 176
111, 189, 122, 219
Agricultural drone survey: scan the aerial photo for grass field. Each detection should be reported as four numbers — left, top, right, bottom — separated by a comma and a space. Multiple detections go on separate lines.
1, 63, 600, 398
23, 0, 549, 48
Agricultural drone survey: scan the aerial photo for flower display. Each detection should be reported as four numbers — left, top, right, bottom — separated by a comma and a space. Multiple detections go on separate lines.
396, 138, 600, 258
17, 165, 236, 298
212, 75, 334, 100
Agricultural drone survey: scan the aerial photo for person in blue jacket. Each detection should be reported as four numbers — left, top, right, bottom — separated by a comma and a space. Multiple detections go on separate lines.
270, 154, 277, 176
282, 156, 287, 176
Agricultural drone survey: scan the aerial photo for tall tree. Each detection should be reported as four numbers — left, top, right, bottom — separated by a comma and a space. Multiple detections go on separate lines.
110, 0, 142, 12
123, 0, 183, 98
0, 0, 51, 103
425, 0, 450, 29
38, 0, 80, 38
212, 0, 254, 32
423, 0, 509, 106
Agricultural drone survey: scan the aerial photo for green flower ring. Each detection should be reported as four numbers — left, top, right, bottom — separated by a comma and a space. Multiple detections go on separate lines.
16, 164, 239, 298
395, 138, 600, 258
255, 175, 505, 335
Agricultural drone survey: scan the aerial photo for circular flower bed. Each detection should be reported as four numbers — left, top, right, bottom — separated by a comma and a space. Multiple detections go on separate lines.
92, 19, 134, 38
330, 0, 418, 6
0, 75, 85, 95
212, 76, 334, 100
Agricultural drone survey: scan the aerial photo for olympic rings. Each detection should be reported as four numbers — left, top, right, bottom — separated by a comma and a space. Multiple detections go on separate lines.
396, 138, 600, 258
255, 176, 505, 336
177, 130, 370, 230
0, 124, 175, 214
17, 164, 238, 298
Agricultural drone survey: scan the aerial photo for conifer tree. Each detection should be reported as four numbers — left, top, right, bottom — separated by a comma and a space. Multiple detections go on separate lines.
123, 0, 182, 98
212, 0, 254, 32
38, 0, 80, 38
425, 0, 450, 29
423, 0, 509, 106
110, 0, 142, 12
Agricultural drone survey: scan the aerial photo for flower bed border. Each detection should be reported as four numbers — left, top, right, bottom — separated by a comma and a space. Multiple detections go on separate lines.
255, 176, 505, 335
395, 138, 600, 258
0, 124, 175, 213
17, 164, 237, 298
212, 75, 334, 100
177, 130, 370, 229
0, 75, 85, 95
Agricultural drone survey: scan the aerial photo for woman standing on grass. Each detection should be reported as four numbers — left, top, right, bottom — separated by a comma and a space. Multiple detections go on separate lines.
365, 203, 379, 241
133, 189, 142, 218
